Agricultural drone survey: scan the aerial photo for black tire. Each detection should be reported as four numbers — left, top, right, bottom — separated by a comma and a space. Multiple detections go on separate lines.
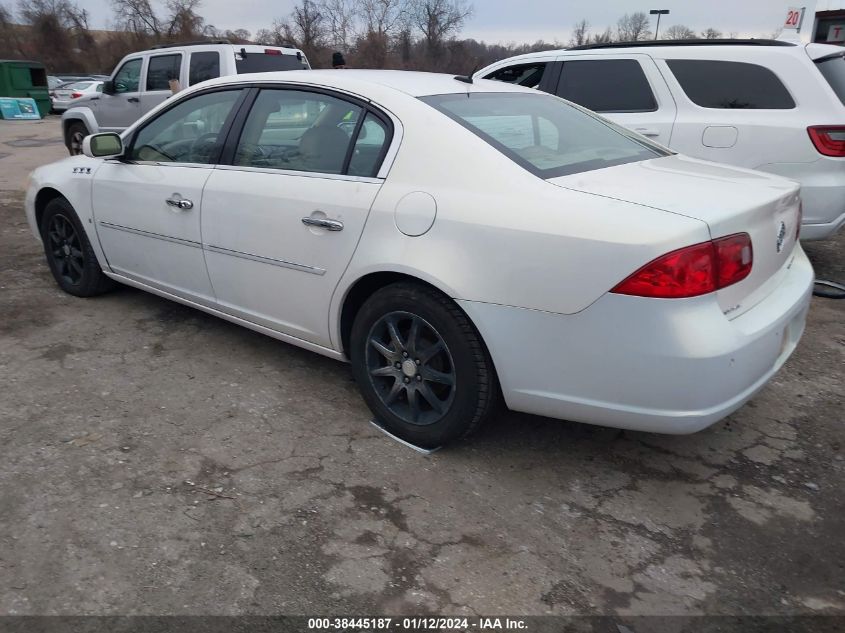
40, 197, 115, 297
350, 281, 499, 448
65, 121, 88, 156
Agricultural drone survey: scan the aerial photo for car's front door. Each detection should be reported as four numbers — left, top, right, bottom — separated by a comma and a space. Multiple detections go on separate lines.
92, 88, 246, 305
201, 87, 394, 348
98, 57, 144, 131
552, 54, 677, 146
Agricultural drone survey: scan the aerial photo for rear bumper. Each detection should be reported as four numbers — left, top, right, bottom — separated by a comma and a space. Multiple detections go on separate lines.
459, 245, 814, 434
757, 160, 845, 240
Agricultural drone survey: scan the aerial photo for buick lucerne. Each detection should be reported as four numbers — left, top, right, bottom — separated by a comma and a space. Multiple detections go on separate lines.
25, 70, 814, 447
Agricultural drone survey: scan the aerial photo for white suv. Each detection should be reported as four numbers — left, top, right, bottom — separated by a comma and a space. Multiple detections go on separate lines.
476, 40, 845, 240
62, 40, 309, 155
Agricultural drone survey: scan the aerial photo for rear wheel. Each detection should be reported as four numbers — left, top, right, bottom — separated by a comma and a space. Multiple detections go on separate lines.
65, 121, 88, 156
350, 282, 499, 448
40, 197, 115, 297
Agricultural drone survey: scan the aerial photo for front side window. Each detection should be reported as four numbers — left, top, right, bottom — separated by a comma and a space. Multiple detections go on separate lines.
421, 92, 669, 179
484, 63, 547, 89
113, 58, 142, 93
235, 89, 383, 175
190, 52, 221, 85
556, 59, 657, 113
130, 89, 242, 164
666, 59, 796, 109
146, 54, 182, 91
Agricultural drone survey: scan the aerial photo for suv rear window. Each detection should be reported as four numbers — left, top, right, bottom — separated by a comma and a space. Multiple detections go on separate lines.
421, 92, 668, 179
484, 63, 547, 89
815, 53, 845, 106
236, 51, 306, 73
556, 59, 657, 113
666, 60, 795, 109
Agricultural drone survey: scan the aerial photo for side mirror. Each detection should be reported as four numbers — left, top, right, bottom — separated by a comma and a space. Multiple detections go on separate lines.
83, 133, 124, 159
102, 80, 115, 95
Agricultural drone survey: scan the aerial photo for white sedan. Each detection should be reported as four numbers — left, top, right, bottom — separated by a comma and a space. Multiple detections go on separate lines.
51, 80, 103, 113
24, 70, 813, 448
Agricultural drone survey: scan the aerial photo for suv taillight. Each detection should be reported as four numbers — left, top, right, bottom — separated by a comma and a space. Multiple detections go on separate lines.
611, 234, 753, 299
808, 126, 845, 157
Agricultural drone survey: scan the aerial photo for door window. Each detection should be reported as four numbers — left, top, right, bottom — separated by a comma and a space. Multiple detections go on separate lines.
235, 89, 387, 175
484, 63, 547, 88
666, 60, 796, 109
189, 52, 221, 85
348, 114, 389, 177
146, 54, 182, 91
556, 59, 657, 113
129, 89, 242, 164
112, 58, 142, 93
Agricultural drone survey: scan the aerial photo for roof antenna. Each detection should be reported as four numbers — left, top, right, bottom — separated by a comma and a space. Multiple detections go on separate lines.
454, 62, 480, 84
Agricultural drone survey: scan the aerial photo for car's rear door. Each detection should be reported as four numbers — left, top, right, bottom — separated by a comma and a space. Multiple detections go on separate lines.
552, 53, 677, 146
200, 86, 395, 349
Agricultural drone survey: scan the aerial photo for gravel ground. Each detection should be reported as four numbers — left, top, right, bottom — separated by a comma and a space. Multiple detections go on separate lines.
0, 119, 843, 619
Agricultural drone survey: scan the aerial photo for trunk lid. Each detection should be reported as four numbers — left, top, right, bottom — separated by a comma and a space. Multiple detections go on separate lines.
548, 155, 802, 317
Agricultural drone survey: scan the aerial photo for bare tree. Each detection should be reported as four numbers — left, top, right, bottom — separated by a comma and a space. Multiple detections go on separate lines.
111, 0, 161, 37
663, 24, 696, 40
569, 18, 589, 47
321, 0, 357, 51
165, 0, 204, 39
590, 26, 613, 44
290, 0, 327, 50
358, 0, 407, 39
701, 27, 722, 39
412, 0, 472, 53
617, 12, 650, 41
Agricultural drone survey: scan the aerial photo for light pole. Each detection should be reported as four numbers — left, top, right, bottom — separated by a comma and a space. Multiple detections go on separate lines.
650, 9, 670, 40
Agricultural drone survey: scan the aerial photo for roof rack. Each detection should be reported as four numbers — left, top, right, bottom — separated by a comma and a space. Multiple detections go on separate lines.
150, 39, 231, 50
567, 39, 796, 51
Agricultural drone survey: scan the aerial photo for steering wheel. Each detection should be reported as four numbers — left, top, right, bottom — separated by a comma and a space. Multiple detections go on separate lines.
190, 133, 221, 162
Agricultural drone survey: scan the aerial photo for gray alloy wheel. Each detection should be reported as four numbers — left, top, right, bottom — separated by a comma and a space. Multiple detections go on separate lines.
350, 281, 499, 448
365, 311, 457, 427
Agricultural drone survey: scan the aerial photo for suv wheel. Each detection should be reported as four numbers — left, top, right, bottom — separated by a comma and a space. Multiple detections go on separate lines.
350, 282, 499, 448
65, 121, 89, 156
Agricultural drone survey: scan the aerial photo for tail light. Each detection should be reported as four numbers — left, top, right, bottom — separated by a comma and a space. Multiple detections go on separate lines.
264, 49, 282, 55
611, 234, 753, 299
808, 126, 845, 157
71, 92, 83, 99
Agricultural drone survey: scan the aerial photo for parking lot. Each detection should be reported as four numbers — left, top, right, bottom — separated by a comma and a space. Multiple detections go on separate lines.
0, 118, 843, 617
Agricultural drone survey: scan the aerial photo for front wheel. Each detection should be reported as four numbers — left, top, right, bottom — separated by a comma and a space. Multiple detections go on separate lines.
65, 121, 89, 156
350, 282, 499, 448
40, 197, 115, 297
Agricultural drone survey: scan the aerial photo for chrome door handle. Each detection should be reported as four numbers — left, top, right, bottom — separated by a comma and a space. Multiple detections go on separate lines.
166, 197, 194, 210
301, 217, 343, 231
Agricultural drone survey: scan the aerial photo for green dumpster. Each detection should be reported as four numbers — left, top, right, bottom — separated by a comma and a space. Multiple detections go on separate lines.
0, 60, 50, 118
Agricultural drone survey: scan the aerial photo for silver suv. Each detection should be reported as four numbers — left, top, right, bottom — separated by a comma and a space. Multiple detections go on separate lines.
62, 40, 309, 155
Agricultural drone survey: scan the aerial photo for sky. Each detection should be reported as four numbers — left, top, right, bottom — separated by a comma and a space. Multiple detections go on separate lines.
78, 0, 826, 44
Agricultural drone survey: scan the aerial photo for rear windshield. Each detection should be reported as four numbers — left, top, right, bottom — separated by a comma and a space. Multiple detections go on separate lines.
420, 92, 669, 179
816, 54, 845, 106
235, 51, 307, 73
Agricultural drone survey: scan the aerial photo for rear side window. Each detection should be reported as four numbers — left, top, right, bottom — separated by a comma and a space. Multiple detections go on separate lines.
421, 92, 668, 179
556, 59, 657, 113
815, 54, 845, 106
147, 54, 182, 91
235, 51, 306, 73
189, 52, 221, 85
484, 63, 547, 89
666, 60, 796, 109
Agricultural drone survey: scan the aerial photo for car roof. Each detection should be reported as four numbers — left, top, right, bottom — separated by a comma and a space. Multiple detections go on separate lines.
201, 69, 538, 98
